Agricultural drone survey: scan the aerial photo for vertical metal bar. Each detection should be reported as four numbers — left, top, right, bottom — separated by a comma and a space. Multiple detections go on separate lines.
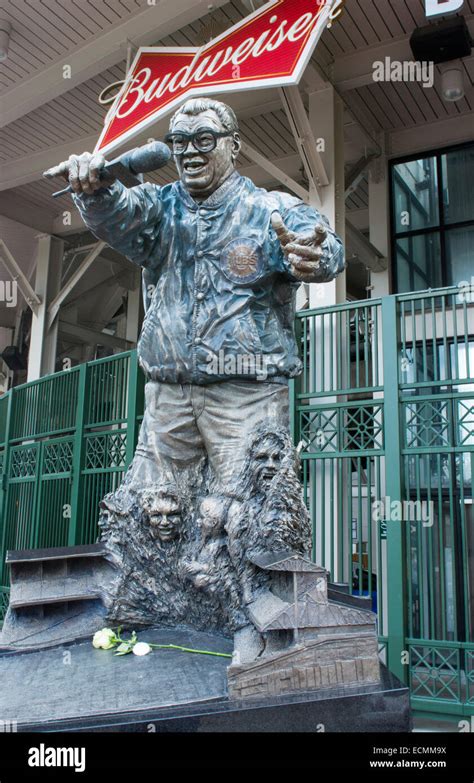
337, 452, 344, 580
457, 447, 470, 643
125, 351, 140, 468
330, 457, 334, 577
441, 295, 449, 384
367, 451, 373, 598
355, 308, 360, 388
364, 304, 369, 388
303, 316, 308, 395
446, 451, 459, 641
329, 311, 334, 392
450, 292, 460, 381
337, 310, 342, 390
321, 313, 326, 395
376, 454, 384, 634
321, 458, 326, 568
462, 299, 470, 380
382, 295, 407, 682
68, 362, 89, 546
421, 298, 427, 384
374, 305, 380, 387
357, 455, 363, 598
32, 442, 43, 549
0, 390, 13, 587
290, 318, 303, 445
312, 314, 317, 395
431, 295, 438, 383
436, 453, 446, 640
415, 455, 425, 637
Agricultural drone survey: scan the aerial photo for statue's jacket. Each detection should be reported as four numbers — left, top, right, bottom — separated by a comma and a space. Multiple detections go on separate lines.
73, 170, 345, 385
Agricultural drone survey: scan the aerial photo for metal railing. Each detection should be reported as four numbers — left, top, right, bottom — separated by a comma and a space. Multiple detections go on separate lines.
292, 286, 473, 716
0, 350, 144, 598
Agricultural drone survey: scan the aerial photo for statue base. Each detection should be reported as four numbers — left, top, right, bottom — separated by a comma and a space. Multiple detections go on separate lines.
0, 627, 410, 732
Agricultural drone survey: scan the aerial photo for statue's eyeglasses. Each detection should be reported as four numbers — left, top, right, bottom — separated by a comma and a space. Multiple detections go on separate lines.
164, 128, 233, 155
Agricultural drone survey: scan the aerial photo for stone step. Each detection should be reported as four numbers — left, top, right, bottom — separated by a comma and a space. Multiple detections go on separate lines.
327, 585, 373, 611
328, 581, 350, 594
9, 576, 106, 609
6, 543, 107, 565
2, 544, 115, 650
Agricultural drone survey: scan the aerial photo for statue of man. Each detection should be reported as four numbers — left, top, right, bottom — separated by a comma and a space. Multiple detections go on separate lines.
46, 97, 344, 488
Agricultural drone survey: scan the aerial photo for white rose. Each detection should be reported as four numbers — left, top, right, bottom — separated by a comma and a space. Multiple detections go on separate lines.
92, 628, 116, 650
132, 642, 152, 656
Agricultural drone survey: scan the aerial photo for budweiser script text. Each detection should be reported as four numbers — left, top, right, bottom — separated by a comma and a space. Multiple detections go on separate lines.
98, 0, 345, 118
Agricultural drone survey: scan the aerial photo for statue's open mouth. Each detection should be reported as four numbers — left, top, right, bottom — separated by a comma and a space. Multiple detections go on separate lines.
183, 160, 207, 175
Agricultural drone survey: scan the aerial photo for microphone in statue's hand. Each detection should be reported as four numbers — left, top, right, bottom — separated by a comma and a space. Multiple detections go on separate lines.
118, 141, 172, 176
43, 141, 172, 198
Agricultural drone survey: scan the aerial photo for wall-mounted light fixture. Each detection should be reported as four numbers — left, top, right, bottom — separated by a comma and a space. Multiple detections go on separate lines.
441, 65, 465, 101
0, 20, 11, 61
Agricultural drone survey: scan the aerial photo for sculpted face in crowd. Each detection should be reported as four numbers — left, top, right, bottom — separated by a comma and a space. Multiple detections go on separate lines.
143, 490, 182, 543
252, 435, 284, 490
198, 496, 227, 540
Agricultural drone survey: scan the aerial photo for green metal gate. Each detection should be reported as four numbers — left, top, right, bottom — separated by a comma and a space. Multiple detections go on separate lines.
292, 286, 473, 718
0, 351, 144, 600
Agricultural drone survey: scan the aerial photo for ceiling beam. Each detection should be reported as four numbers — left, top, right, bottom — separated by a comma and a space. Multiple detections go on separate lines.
345, 153, 378, 199
331, 18, 474, 92
0, 191, 55, 233
0, 240, 42, 314
47, 242, 106, 330
345, 208, 369, 232
61, 270, 137, 313
0, 134, 99, 192
345, 220, 387, 273
0, 0, 228, 129
238, 153, 304, 189
389, 112, 474, 157
58, 320, 134, 351
278, 86, 329, 202
240, 142, 309, 201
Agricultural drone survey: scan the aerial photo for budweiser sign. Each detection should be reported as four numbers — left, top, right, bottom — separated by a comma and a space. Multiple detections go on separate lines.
95, 0, 343, 155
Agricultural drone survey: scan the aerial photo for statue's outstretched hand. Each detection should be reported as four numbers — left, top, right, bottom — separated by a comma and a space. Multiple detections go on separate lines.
43, 151, 107, 196
271, 211, 328, 282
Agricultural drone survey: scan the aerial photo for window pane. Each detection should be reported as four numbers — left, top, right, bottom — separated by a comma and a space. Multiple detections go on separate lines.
395, 233, 442, 293
442, 146, 474, 224
445, 225, 474, 286
393, 157, 439, 233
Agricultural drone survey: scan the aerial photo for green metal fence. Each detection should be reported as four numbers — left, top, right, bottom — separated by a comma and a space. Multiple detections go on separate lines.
0, 286, 472, 718
0, 351, 144, 601
292, 286, 473, 718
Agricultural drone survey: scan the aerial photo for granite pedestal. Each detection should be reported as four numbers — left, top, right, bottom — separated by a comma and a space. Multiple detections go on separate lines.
0, 627, 411, 732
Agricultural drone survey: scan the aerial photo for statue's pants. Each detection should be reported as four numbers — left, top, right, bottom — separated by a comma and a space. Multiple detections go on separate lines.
128, 379, 289, 487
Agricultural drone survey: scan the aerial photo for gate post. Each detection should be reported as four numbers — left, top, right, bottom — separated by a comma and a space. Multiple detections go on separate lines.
68, 363, 89, 546
0, 389, 13, 587
381, 295, 407, 683
289, 318, 303, 446
125, 350, 142, 468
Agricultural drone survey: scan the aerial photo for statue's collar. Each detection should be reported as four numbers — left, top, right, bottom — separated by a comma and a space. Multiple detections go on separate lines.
177, 170, 243, 210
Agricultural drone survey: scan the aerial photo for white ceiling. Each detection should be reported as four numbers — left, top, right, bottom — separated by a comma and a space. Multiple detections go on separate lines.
0, 0, 473, 342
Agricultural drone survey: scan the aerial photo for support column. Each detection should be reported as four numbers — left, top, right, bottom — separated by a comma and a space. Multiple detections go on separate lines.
369, 150, 390, 298
125, 275, 142, 345
308, 87, 346, 308
306, 88, 348, 581
27, 234, 63, 381
369, 154, 390, 638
